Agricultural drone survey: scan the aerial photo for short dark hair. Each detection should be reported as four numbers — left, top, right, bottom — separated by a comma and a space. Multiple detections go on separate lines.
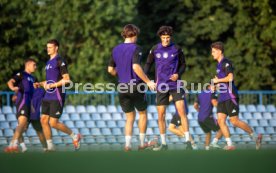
47, 39, 59, 47
211, 41, 224, 53
157, 26, 173, 36
24, 58, 36, 65
121, 24, 140, 38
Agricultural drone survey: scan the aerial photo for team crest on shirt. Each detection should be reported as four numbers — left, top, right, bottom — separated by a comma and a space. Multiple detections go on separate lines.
163, 52, 168, 58
156, 53, 161, 58
45, 64, 53, 70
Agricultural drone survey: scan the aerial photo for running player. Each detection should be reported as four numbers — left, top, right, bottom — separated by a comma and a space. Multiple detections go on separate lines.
211, 41, 262, 150
144, 26, 191, 150
108, 24, 156, 151
40, 39, 81, 151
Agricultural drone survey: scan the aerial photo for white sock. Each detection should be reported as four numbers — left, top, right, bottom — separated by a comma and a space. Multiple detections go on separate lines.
212, 138, 219, 144
139, 133, 145, 147
205, 146, 210, 150
250, 133, 256, 140
160, 134, 166, 145
225, 138, 232, 146
184, 132, 190, 142
11, 139, 18, 147
20, 143, 27, 151
46, 139, 54, 150
125, 136, 132, 148
70, 132, 77, 141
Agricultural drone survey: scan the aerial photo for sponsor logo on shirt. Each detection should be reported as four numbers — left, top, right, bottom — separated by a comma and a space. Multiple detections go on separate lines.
163, 52, 168, 58
156, 53, 161, 58
27, 77, 34, 82
45, 64, 53, 70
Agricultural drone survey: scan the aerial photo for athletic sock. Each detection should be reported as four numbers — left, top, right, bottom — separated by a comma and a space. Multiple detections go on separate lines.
46, 139, 54, 150
125, 136, 132, 148
212, 138, 219, 144
225, 138, 232, 146
20, 142, 27, 151
184, 132, 190, 142
70, 132, 78, 141
160, 134, 166, 145
139, 133, 145, 147
205, 146, 210, 150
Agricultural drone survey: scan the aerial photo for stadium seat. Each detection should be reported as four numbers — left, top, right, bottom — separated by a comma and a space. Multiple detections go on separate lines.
259, 119, 268, 127
153, 128, 160, 135
0, 114, 6, 121
2, 106, 13, 114
75, 121, 86, 128
91, 128, 101, 135
169, 136, 179, 143
70, 113, 81, 121
91, 113, 101, 120
148, 120, 158, 128
243, 112, 253, 119
3, 129, 13, 137
12, 106, 16, 113
65, 105, 76, 113
80, 113, 91, 120
107, 120, 116, 128
247, 105, 256, 112
86, 105, 97, 113
106, 136, 117, 144
194, 127, 204, 135
112, 128, 122, 135
165, 112, 173, 120
52, 128, 59, 136
117, 106, 123, 113
96, 120, 106, 128
167, 105, 175, 113
85, 136, 95, 144
97, 105, 107, 113
0, 122, 10, 129
64, 121, 75, 128
269, 119, 276, 127
60, 113, 70, 121
147, 113, 153, 120
117, 120, 125, 128
229, 127, 235, 134
102, 113, 112, 120
80, 128, 90, 136
263, 112, 272, 119
147, 128, 154, 135
249, 119, 259, 127
256, 105, 266, 112
147, 105, 157, 113
10, 121, 18, 129
239, 105, 247, 112
255, 127, 265, 134
102, 128, 112, 135
107, 105, 117, 113
0, 139, 7, 145
265, 127, 275, 134
26, 128, 36, 137
86, 121, 96, 128
133, 121, 138, 127
0, 130, 3, 136
253, 112, 262, 119
133, 127, 139, 135
190, 120, 199, 127
235, 128, 246, 134
112, 113, 122, 120
53, 137, 63, 144
76, 105, 86, 113
153, 113, 158, 120
266, 105, 276, 112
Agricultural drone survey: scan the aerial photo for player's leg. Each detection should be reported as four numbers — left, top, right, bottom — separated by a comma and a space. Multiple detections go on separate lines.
31, 120, 47, 151
157, 105, 166, 144
40, 114, 54, 150
174, 100, 190, 142
125, 111, 136, 150
210, 130, 223, 149
168, 123, 182, 136
217, 113, 234, 150
178, 125, 198, 149
205, 132, 211, 150
18, 125, 28, 153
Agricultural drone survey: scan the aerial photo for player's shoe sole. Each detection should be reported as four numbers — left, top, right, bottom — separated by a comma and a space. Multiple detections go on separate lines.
73, 134, 82, 151
256, 134, 262, 150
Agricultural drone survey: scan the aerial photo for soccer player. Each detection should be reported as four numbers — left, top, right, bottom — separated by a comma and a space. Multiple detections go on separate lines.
193, 84, 223, 150
108, 24, 155, 151
40, 39, 81, 151
144, 26, 191, 150
211, 41, 262, 150
4, 58, 38, 152
168, 96, 198, 150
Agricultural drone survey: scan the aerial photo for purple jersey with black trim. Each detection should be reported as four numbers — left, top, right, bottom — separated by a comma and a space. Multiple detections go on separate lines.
43, 55, 68, 105
30, 88, 45, 120
196, 89, 217, 122
109, 43, 142, 83
216, 58, 238, 103
13, 71, 35, 107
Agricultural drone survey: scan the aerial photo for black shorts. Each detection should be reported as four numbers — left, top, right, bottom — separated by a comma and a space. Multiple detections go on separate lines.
157, 89, 185, 106
41, 100, 64, 118
16, 104, 31, 120
28, 120, 43, 132
170, 114, 181, 126
217, 99, 239, 117
198, 116, 220, 133
118, 85, 147, 113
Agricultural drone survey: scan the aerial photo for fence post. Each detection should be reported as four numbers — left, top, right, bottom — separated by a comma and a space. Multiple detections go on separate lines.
7, 92, 10, 107
111, 93, 115, 105
259, 93, 263, 105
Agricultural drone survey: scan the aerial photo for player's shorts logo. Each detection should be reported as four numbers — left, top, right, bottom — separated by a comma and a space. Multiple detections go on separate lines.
21, 110, 25, 114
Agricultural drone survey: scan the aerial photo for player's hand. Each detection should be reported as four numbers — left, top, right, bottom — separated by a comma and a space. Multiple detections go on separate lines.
170, 74, 179, 81
39, 81, 46, 88
12, 87, 19, 92
212, 76, 219, 84
147, 81, 156, 91
33, 82, 40, 88
11, 94, 17, 103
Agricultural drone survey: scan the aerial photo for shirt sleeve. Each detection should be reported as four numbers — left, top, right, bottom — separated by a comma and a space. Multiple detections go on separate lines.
144, 46, 156, 75
132, 47, 143, 64
108, 54, 116, 67
223, 60, 234, 75
57, 58, 69, 75
12, 72, 23, 84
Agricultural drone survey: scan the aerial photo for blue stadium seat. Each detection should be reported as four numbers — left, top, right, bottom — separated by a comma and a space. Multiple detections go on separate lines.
255, 127, 265, 134
253, 112, 262, 119
80, 113, 91, 121
235, 128, 246, 134
133, 121, 138, 127
153, 128, 160, 134
266, 105, 276, 112
76, 105, 86, 113
165, 113, 173, 120
2, 106, 13, 114
262, 135, 271, 143
4, 129, 13, 137
70, 113, 81, 121
85, 136, 95, 143
65, 105, 76, 113
26, 128, 36, 137
64, 121, 75, 128
112, 128, 122, 135
241, 136, 252, 142
153, 113, 158, 120
86, 121, 96, 128
0, 108, 2, 113
75, 121, 85, 128
231, 135, 241, 142
190, 120, 199, 127
269, 119, 276, 127
107, 105, 117, 113
133, 127, 139, 135
167, 105, 175, 113
80, 128, 90, 136
91, 113, 101, 120
60, 113, 70, 121
86, 105, 97, 113
169, 136, 179, 143
117, 120, 125, 128
148, 105, 157, 113
266, 127, 275, 134
97, 105, 107, 113
0, 139, 8, 145
53, 136, 63, 144
106, 136, 117, 143
10, 121, 18, 129
91, 128, 101, 135
188, 105, 197, 113
0, 130, 3, 136
96, 137, 106, 144
12, 106, 16, 113
102, 128, 112, 135
194, 127, 204, 135
107, 120, 116, 128
102, 113, 112, 120
148, 120, 158, 128
243, 112, 253, 119
0, 114, 6, 121
259, 119, 268, 127
51, 128, 59, 136
112, 113, 122, 120
0, 122, 10, 129
147, 128, 154, 135
256, 105, 266, 112
249, 119, 259, 127
96, 120, 106, 128
263, 112, 272, 119
117, 106, 123, 113
147, 113, 153, 120
239, 105, 247, 112
247, 105, 256, 112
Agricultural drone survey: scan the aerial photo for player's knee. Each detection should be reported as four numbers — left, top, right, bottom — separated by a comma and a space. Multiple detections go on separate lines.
40, 116, 49, 125
230, 118, 239, 127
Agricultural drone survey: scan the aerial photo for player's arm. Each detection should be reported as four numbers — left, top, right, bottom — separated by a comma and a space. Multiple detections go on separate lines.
7, 72, 22, 92
143, 47, 155, 75
107, 54, 117, 76
212, 60, 234, 83
211, 93, 218, 107
170, 48, 186, 81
